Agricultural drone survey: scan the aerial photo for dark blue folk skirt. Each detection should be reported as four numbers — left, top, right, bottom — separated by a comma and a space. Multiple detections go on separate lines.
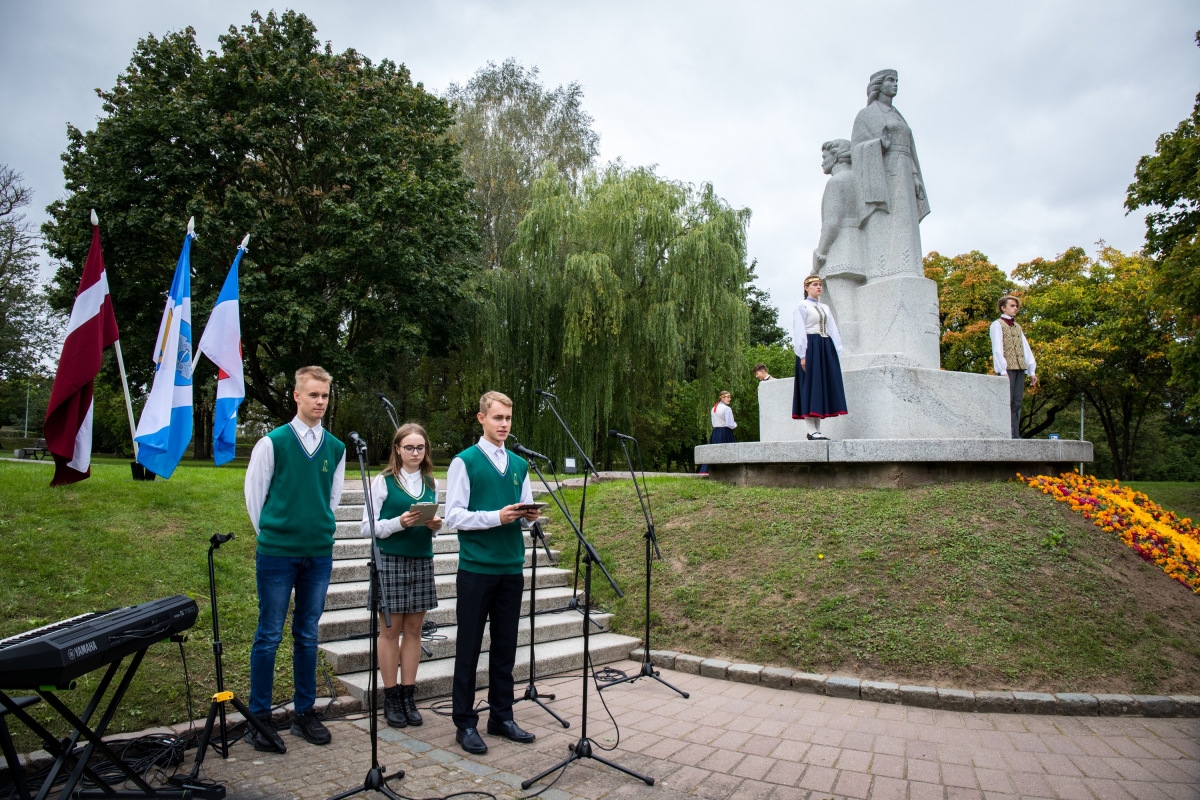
709, 426, 736, 445
792, 334, 848, 419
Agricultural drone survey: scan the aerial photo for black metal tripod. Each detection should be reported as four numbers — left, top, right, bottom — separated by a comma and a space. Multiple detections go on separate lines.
328, 433, 403, 800
184, 533, 281, 783
513, 520, 570, 727
598, 435, 688, 698
519, 457, 653, 790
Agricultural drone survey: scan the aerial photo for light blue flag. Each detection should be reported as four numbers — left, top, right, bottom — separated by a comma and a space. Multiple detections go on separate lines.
197, 236, 247, 466
134, 223, 196, 478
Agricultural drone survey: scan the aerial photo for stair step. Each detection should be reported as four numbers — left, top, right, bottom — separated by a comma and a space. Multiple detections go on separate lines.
320, 610, 611, 673
336, 632, 640, 703
341, 489, 446, 505
318, 586, 582, 642
332, 531, 552, 559
330, 550, 559, 583
323, 566, 571, 610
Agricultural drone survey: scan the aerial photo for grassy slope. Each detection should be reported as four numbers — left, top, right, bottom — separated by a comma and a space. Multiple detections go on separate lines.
553, 478, 1200, 695
1127, 481, 1200, 524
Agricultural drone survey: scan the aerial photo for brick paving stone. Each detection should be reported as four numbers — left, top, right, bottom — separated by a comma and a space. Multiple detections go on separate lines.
941, 763, 978, 789
733, 754, 776, 781
909, 781, 947, 800
869, 775, 907, 800
804, 744, 842, 768
762, 758, 805, 786
798, 764, 839, 792
1045, 773, 1096, 800
1081, 777, 1137, 800
835, 769, 873, 798
835, 748, 872, 773
907, 758, 941, 784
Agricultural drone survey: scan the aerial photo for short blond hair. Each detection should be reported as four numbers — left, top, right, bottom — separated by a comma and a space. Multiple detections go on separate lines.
479, 391, 513, 415
295, 365, 333, 387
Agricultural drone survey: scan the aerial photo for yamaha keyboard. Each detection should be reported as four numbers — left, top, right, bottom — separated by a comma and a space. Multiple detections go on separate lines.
0, 595, 198, 689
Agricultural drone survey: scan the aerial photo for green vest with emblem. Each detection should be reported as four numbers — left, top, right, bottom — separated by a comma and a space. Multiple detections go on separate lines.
455, 444, 528, 575
378, 473, 437, 558
256, 425, 346, 558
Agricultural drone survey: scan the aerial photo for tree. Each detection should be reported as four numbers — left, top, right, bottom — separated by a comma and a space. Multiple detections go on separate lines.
1016, 246, 1172, 479
42, 11, 477, 428
446, 60, 600, 271
1125, 30, 1200, 405
744, 260, 789, 347
0, 166, 55, 380
473, 164, 750, 467
924, 250, 1014, 374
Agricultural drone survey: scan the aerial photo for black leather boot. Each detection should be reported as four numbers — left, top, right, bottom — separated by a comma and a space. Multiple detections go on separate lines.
401, 684, 422, 726
383, 685, 407, 728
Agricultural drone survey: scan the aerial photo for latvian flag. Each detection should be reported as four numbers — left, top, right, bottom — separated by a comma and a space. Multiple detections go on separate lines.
197, 236, 247, 465
44, 215, 120, 486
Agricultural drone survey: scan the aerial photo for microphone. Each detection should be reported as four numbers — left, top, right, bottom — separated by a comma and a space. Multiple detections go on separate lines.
348, 431, 368, 452
375, 392, 396, 409
608, 429, 636, 441
534, 389, 558, 400
508, 436, 549, 462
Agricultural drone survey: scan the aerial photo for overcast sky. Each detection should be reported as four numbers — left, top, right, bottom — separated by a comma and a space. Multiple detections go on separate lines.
1, 1, 1197, 319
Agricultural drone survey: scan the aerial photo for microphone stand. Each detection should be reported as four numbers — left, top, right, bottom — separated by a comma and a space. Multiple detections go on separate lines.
519, 455, 653, 790
598, 436, 688, 698
513, 519, 569, 728
328, 435, 403, 800
537, 392, 599, 616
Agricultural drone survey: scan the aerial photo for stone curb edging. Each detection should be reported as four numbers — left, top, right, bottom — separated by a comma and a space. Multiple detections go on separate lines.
2, 695, 364, 781
632, 648, 1200, 718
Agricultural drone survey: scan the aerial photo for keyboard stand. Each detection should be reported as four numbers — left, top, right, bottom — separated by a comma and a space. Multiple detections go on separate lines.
0, 648, 217, 799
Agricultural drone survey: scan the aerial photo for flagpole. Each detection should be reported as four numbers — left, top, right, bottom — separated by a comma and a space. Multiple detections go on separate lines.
113, 339, 139, 459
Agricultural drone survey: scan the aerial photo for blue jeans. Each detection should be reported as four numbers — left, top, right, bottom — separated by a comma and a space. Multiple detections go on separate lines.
249, 553, 333, 717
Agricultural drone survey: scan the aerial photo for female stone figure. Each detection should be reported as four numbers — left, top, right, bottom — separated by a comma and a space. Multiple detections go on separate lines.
813, 138, 865, 352
851, 69, 930, 279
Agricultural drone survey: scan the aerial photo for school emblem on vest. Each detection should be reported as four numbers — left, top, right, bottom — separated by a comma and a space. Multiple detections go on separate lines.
322, 459, 329, 473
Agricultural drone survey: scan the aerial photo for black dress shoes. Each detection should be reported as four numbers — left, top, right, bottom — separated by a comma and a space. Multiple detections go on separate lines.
456, 727, 488, 754
486, 718, 536, 743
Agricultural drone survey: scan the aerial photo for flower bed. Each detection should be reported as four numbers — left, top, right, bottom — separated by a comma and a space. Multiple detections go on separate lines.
1020, 472, 1200, 594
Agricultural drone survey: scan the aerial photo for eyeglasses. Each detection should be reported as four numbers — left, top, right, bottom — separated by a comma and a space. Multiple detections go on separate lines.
398, 445, 426, 454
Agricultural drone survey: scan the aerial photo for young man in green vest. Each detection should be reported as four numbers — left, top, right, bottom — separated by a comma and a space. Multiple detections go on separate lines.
244, 366, 346, 751
444, 391, 542, 755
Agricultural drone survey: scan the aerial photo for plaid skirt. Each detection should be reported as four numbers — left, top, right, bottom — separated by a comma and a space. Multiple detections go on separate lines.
377, 554, 438, 614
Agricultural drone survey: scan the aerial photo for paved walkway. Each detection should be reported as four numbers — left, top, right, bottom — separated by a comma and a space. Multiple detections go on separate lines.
191, 661, 1200, 800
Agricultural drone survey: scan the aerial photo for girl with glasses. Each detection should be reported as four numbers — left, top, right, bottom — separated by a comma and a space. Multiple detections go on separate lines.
361, 422, 442, 728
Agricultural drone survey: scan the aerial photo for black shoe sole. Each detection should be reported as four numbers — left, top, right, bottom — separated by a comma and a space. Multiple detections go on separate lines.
249, 734, 286, 753
289, 724, 331, 745
486, 726, 536, 743
385, 716, 409, 729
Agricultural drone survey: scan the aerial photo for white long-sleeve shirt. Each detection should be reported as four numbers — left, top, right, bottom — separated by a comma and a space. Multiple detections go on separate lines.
710, 402, 737, 429
244, 416, 347, 534
443, 437, 534, 531
988, 317, 1036, 377
792, 298, 844, 359
360, 470, 438, 539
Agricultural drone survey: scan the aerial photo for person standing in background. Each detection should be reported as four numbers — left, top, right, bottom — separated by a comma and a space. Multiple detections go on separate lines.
989, 295, 1038, 439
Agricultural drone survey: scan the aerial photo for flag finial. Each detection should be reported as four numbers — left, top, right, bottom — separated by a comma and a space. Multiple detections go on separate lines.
240, 234, 250, 250
187, 216, 195, 235
90, 209, 99, 226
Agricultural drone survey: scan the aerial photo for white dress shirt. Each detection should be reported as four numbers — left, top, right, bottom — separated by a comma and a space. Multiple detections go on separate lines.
444, 437, 534, 531
711, 402, 737, 429
792, 298, 844, 358
361, 470, 437, 539
988, 317, 1037, 377
244, 416, 347, 534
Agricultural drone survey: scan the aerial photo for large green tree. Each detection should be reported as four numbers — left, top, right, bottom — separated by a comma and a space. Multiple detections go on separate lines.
1125, 30, 1200, 405
473, 164, 750, 467
924, 250, 1014, 374
1016, 246, 1173, 479
0, 166, 55, 381
446, 60, 599, 271
42, 11, 476, 430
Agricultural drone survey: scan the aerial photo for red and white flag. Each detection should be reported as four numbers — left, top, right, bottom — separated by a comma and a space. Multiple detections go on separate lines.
44, 215, 119, 486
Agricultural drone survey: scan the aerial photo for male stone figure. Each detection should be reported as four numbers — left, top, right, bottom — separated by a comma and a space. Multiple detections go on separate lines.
813, 138, 866, 351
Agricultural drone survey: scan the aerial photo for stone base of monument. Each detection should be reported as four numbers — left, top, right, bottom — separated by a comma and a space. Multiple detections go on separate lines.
758, 369, 1011, 440
696, 439, 1093, 489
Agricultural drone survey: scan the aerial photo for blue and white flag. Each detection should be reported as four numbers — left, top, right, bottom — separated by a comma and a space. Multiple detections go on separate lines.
135, 221, 196, 479
197, 236, 247, 466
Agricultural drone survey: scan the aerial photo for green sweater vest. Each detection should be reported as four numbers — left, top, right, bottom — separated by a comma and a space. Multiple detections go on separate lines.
455, 444, 528, 575
378, 473, 436, 558
256, 425, 346, 558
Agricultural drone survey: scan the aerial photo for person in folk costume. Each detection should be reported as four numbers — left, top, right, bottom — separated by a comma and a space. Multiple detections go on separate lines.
244, 366, 346, 752
698, 390, 737, 475
792, 275, 848, 440
443, 391, 542, 755
988, 295, 1038, 439
362, 422, 444, 728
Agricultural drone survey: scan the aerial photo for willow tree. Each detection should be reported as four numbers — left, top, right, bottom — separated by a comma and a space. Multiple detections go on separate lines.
473, 164, 750, 466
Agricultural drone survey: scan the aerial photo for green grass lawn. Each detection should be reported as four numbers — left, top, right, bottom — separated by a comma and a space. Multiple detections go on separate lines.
551, 477, 1200, 696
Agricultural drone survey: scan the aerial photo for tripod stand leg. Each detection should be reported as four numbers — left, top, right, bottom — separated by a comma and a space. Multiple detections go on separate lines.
589, 750, 656, 785
231, 695, 285, 753
189, 700, 223, 778
520, 750, 581, 790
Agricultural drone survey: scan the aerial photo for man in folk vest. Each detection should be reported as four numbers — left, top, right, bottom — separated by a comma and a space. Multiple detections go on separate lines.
444, 391, 542, 755
244, 366, 346, 751
989, 296, 1038, 439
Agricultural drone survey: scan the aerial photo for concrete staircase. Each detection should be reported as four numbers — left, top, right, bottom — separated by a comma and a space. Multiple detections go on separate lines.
321, 485, 639, 704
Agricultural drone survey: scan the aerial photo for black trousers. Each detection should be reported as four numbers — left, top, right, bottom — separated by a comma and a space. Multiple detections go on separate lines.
451, 570, 523, 729
1008, 369, 1026, 438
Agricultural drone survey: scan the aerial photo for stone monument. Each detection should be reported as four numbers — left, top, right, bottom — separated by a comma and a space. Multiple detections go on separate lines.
698, 69, 1091, 485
